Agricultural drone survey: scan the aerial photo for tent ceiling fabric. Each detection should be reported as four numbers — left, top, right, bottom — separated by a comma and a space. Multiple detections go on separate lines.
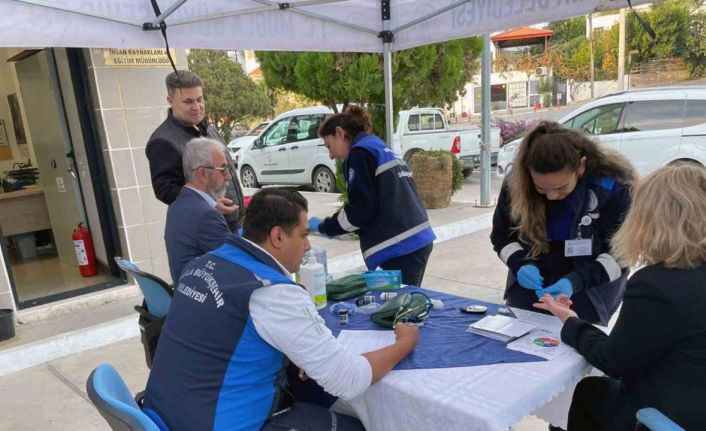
2, 0, 650, 52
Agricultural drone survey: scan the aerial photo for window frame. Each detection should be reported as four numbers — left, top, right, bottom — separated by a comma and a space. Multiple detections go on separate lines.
683, 99, 706, 128
285, 114, 325, 143
563, 103, 626, 136
260, 117, 291, 147
622, 99, 686, 133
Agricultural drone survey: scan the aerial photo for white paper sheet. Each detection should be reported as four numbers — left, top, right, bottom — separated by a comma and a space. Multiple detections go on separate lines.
337, 330, 397, 356
507, 328, 571, 360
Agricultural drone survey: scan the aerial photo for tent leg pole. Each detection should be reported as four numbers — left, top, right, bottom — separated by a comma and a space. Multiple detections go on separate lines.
381, 0, 394, 150
383, 44, 395, 151
479, 33, 493, 207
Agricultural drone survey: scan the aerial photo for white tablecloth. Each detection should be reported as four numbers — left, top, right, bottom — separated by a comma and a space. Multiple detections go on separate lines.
333, 308, 592, 431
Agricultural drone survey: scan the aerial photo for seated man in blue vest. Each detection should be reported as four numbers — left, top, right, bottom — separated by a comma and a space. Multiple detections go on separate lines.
144, 188, 420, 430
165, 137, 233, 282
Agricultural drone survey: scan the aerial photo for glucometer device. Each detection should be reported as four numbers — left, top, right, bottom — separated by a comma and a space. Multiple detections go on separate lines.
460, 305, 488, 314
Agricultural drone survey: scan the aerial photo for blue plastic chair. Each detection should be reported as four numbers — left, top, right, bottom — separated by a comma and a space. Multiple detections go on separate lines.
114, 257, 173, 368
86, 363, 161, 431
114, 257, 172, 318
636, 408, 686, 431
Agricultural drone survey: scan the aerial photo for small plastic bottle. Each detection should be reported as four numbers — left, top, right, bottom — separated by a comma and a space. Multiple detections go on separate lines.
300, 254, 327, 310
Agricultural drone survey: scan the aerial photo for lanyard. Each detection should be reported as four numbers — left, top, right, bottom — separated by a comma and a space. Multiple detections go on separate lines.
576, 215, 592, 240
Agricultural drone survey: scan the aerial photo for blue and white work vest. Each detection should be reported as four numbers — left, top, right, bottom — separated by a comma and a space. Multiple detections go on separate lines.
344, 134, 436, 270
143, 236, 295, 431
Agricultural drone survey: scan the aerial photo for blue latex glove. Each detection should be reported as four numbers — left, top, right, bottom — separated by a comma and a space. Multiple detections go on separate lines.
517, 265, 544, 297
308, 217, 321, 234
544, 278, 574, 299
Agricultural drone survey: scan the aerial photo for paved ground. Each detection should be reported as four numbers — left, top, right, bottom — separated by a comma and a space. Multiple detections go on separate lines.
0, 228, 550, 431
0, 172, 550, 431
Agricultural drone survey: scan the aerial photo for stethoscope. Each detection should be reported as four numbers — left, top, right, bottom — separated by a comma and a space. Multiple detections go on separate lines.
393, 291, 433, 325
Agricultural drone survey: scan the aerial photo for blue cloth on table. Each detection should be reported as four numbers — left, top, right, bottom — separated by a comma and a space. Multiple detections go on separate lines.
320, 286, 545, 371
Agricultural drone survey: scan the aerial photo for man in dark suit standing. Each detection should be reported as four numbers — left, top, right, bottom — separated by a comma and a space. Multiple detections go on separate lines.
146, 70, 244, 232
165, 138, 233, 282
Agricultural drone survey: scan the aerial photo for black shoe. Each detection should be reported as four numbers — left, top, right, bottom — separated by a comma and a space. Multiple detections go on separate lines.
548, 425, 566, 431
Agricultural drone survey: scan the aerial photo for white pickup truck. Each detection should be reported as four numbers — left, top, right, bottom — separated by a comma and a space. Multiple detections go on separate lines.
393, 108, 501, 177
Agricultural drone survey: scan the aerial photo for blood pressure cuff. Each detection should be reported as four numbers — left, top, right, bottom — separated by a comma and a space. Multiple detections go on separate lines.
370, 292, 432, 328
326, 274, 367, 301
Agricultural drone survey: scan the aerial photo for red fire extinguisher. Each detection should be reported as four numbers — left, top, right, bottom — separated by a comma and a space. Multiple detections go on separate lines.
72, 222, 97, 277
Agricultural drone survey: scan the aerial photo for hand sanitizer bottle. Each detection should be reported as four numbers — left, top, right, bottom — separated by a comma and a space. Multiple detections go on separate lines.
300, 254, 327, 310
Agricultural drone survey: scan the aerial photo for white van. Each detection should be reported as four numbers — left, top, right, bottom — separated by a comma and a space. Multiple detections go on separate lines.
497, 85, 706, 178
237, 106, 338, 192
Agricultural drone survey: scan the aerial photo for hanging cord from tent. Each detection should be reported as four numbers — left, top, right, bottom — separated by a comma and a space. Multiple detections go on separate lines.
145, 0, 181, 83
626, 0, 657, 52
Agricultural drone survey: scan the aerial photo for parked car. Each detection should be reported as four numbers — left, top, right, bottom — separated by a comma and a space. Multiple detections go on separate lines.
497, 85, 706, 178
237, 107, 338, 192
230, 123, 250, 139
394, 108, 501, 178
237, 106, 503, 192
227, 121, 270, 161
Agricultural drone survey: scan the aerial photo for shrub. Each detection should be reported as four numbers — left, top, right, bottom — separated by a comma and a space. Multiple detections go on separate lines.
416, 150, 464, 194
497, 119, 539, 144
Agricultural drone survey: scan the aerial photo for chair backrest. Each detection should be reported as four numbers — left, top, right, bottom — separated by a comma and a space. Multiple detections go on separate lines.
636, 408, 686, 431
86, 363, 160, 431
115, 257, 172, 318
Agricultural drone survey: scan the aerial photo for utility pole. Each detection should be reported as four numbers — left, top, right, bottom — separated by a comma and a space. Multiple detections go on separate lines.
479, 34, 492, 207
617, 8, 626, 91
588, 13, 595, 98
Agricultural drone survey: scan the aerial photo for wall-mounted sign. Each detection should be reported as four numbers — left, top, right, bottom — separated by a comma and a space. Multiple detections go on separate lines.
7, 93, 26, 145
103, 48, 177, 67
0, 119, 7, 147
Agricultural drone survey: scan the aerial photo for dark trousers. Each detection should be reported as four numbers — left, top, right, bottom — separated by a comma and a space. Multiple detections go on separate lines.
568, 376, 642, 431
263, 402, 365, 431
286, 362, 337, 409
380, 243, 433, 287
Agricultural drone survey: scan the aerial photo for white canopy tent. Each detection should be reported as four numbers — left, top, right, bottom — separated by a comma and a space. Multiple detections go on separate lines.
1, 0, 650, 203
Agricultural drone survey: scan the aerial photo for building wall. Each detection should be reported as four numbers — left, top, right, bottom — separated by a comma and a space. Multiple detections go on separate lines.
85, 48, 189, 284
568, 79, 619, 102
452, 70, 549, 117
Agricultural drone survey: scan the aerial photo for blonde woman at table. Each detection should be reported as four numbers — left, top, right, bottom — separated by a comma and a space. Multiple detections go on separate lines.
534, 163, 706, 431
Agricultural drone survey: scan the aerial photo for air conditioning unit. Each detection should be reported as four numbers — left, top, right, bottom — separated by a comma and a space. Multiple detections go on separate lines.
535, 66, 548, 77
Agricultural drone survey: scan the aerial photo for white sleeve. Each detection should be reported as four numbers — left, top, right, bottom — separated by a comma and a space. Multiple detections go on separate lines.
250, 284, 373, 400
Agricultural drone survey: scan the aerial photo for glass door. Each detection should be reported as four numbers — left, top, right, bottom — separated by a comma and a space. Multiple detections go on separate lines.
2, 49, 121, 307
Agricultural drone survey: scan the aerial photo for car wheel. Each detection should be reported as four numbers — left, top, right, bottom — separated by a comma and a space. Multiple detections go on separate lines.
240, 166, 259, 188
313, 166, 338, 193
462, 167, 474, 178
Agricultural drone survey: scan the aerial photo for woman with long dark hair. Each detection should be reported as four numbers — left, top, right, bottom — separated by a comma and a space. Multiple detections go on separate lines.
535, 163, 706, 430
309, 106, 435, 286
491, 121, 636, 325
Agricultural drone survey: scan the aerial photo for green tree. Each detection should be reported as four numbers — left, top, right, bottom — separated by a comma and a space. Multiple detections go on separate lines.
547, 16, 586, 47
188, 49, 273, 142
271, 90, 318, 116
256, 38, 483, 142
627, 0, 692, 61
685, 10, 706, 76
597, 26, 620, 78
